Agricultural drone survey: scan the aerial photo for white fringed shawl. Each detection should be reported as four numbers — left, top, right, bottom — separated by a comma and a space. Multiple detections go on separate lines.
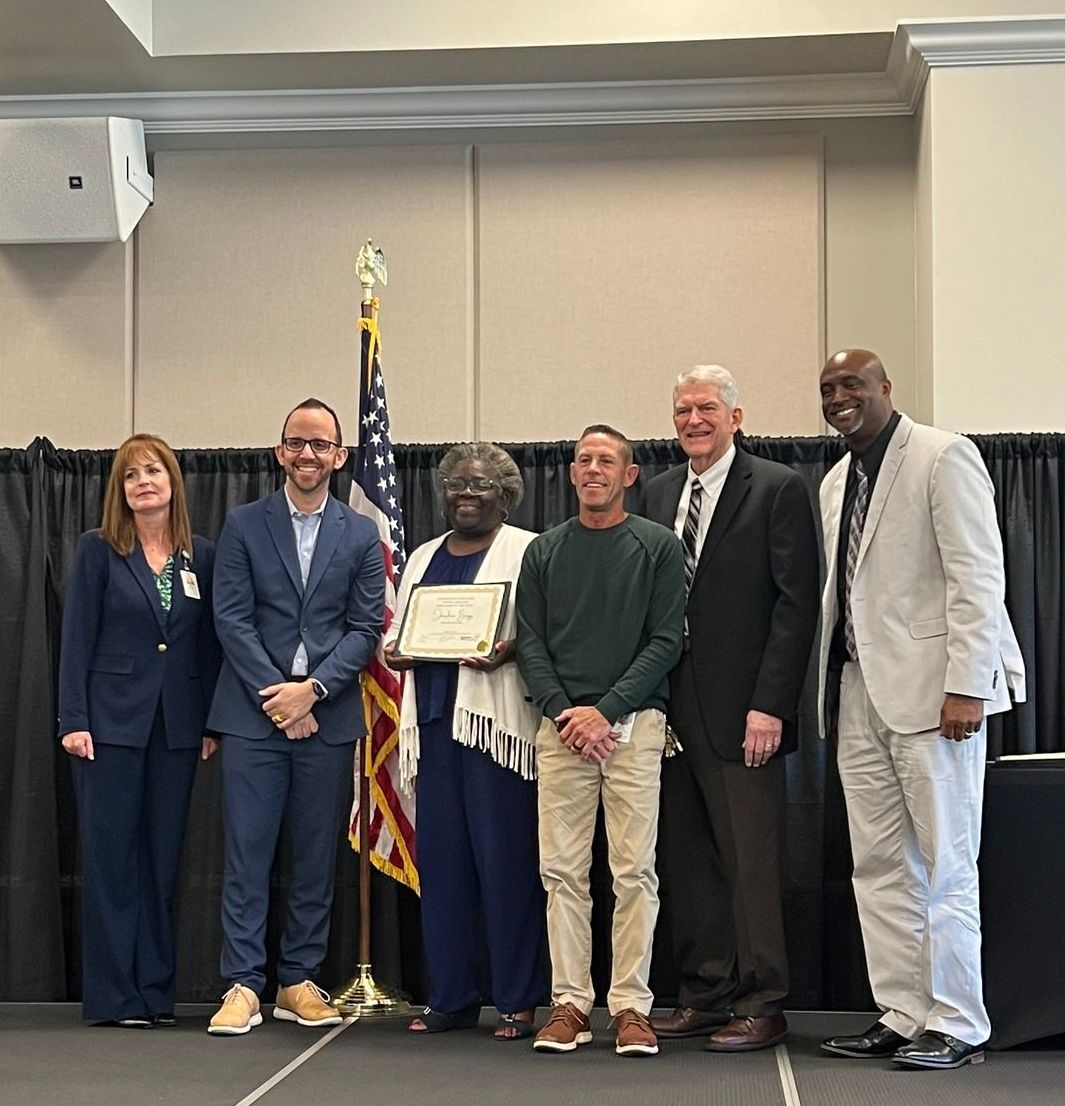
385, 524, 541, 792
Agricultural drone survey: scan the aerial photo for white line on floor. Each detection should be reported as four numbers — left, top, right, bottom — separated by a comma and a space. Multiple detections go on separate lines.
232, 1016, 357, 1106
775, 1042, 802, 1106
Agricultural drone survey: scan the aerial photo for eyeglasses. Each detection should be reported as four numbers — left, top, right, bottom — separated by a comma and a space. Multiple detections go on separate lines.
282, 437, 339, 454
441, 476, 499, 495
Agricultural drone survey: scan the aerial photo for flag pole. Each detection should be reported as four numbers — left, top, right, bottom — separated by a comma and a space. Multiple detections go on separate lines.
331, 241, 413, 1018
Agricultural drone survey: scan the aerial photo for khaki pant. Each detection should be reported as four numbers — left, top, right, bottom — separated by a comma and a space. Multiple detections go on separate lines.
536, 709, 666, 1016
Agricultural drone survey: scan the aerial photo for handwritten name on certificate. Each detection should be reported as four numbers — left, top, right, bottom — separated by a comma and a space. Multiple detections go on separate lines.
396, 582, 510, 661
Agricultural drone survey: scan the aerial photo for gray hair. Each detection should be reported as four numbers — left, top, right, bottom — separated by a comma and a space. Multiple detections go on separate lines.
672, 364, 740, 410
438, 441, 525, 510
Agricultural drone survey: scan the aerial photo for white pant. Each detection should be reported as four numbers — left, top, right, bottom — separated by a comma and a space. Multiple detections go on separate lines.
536, 709, 665, 1016
837, 662, 989, 1045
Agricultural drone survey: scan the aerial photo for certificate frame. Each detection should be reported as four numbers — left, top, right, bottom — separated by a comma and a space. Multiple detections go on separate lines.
395, 581, 511, 662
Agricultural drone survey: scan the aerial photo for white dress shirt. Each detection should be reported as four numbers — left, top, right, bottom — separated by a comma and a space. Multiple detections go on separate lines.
285, 489, 327, 676
672, 443, 737, 560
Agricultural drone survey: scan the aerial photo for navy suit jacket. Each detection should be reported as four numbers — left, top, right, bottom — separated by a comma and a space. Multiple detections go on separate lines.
58, 531, 222, 749
207, 489, 385, 745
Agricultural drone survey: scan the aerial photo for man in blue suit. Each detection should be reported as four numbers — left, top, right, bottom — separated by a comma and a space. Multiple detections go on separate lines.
207, 398, 385, 1035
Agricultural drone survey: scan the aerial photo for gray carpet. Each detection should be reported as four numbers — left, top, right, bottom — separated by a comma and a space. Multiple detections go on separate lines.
2, 1006, 1062, 1106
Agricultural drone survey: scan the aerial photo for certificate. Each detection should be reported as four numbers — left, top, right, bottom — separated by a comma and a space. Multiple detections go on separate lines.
396, 582, 511, 661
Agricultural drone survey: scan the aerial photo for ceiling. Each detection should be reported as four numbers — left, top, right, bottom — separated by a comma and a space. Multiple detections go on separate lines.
1, 0, 894, 96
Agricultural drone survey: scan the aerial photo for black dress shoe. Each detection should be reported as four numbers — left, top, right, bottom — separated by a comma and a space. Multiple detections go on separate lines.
152, 1014, 177, 1027
893, 1030, 985, 1069
648, 1006, 732, 1038
114, 1017, 154, 1029
821, 1021, 910, 1058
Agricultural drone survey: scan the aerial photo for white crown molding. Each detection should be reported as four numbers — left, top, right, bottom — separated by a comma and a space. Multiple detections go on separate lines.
0, 74, 910, 135
2, 18, 1064, 135
890, 16, 1065, 110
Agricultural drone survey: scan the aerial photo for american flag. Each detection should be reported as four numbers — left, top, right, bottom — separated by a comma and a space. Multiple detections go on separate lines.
347, 303, 418, 893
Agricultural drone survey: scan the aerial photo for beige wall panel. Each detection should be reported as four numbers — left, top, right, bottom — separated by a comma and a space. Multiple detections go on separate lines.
914, 89, 934, 426
477, 136, 823, 443
0, 242, 129, 448
927, 64, 1065, 433
823, 118, 915, 417
136, 146, 471, 447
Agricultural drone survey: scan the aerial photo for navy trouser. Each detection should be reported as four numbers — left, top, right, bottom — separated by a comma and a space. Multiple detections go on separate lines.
219, 731, 353, 995
72, 711, 198, 1021
417, 718, 546, 1015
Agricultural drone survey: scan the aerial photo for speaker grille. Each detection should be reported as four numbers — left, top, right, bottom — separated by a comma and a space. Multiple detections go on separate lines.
0, 118, 119, 242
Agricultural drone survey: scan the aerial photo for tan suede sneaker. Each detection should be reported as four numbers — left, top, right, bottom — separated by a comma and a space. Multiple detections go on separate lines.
273, 981, 344, 1027
207, 984, 262, 1036
532, 1002, 593, 1052
614, 1008, 658, 1056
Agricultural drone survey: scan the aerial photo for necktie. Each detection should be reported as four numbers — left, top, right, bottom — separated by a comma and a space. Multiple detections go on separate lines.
843, 459, 869, 661
682, 478, 702, 594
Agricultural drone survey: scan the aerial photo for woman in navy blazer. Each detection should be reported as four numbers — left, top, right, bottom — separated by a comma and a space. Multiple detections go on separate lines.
59, 433, 221, 1027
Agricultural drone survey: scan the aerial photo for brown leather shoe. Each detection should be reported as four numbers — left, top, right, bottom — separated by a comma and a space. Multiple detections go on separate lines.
649, 1006, 732, 1038
705, 1013, 788, 1052
532, 1003, 592, 1053
613, 1008, 658, 1056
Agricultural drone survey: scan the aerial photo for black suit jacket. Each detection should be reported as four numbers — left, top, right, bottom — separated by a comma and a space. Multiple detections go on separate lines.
641, 448, 820, 760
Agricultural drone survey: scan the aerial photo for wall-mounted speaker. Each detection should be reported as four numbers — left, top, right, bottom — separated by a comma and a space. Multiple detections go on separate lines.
0, 117, 154, 244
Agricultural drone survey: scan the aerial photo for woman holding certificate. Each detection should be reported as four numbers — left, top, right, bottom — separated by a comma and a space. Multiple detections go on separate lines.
58, 434, 221, 1027
385, 442, 545, 1040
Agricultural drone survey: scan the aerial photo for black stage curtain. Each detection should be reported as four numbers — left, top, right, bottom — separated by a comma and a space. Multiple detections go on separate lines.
1, 433, 1062, 1012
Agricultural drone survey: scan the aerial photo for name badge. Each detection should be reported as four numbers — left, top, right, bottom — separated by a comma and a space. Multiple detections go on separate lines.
180, 569, 201, 600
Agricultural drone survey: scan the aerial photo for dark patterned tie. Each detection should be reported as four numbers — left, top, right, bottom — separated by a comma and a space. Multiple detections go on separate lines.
682, 478, 702, 594
843, 458, 869, 661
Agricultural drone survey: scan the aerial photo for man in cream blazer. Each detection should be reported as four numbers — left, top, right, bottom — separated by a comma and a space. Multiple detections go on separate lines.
816, 349, 1024, 1071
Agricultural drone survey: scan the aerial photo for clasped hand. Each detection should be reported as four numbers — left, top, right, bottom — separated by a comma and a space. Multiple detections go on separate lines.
555, 706, 618, 763
259, 681, 319, 740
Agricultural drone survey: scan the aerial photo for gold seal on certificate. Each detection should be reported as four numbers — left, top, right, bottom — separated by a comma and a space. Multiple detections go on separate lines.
396, 582, 511, 661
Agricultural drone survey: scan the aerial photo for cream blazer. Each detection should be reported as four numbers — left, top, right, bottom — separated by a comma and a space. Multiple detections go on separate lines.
817, 414, 1026, 735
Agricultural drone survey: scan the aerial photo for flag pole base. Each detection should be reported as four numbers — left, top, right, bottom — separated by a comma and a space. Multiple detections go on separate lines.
330, 964, 414, 1018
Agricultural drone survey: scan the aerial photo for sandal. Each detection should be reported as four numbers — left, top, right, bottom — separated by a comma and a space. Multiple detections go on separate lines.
493, 1009, 536, 1041
408, 1004, 480, 1033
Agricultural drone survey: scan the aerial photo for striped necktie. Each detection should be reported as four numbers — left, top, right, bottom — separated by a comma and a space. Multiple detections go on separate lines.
843, 459, 869, 661
682, 477, 702, 594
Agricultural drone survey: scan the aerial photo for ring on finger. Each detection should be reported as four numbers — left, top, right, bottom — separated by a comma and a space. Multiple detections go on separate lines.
272, 713, 286, 724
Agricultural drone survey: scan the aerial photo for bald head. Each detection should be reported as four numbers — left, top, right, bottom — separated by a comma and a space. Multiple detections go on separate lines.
824, 348, 887, 382
819, 348, 894, 452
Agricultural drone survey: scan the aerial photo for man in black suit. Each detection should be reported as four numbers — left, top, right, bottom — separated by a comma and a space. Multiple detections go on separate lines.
642, 365, 820, 1051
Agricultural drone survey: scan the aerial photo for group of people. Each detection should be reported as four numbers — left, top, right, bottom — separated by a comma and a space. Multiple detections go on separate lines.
59, 350, 1024, 1072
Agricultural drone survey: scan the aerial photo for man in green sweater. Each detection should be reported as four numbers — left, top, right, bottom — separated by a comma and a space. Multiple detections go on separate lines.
516, 425, 685, 1058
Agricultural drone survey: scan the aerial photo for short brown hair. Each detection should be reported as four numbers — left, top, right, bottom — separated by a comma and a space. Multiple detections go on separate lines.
281, 397, 343, 445
576, 423, 633, 467
100, 434, 194, 559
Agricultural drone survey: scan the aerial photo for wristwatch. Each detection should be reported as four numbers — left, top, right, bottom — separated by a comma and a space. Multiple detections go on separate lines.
310, 678, 328, 701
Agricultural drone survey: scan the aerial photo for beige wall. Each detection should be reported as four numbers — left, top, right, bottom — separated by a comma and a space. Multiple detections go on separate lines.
0, 117, 916, 448
919, 63, 1065, 433
821, 117, 915, 415
477, 135, 822, 442
0, 241, 132, 447
915, 85, 934, 426
136, 145, 472, 448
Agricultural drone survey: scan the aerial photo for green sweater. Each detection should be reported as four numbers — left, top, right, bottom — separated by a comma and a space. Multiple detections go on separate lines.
516, 514, 685, 724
